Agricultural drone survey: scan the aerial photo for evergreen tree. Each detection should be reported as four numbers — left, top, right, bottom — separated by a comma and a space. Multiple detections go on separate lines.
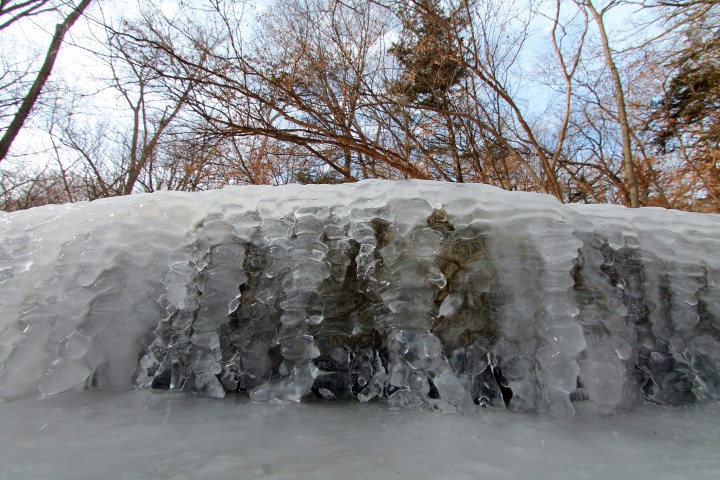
388, 0, 466, 108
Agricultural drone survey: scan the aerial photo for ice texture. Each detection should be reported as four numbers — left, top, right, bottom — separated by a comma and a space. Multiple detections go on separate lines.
1, 180, 719, 415
2, 391, 719, 480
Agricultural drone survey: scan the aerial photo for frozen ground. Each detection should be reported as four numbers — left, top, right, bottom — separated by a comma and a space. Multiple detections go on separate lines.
1, 390, 718, 480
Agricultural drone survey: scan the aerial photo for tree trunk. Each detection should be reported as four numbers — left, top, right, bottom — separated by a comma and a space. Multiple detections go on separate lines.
585, 1, 640, 208
0, 0, 93, 162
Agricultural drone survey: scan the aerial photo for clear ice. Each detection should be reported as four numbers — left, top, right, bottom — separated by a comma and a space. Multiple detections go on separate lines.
1, 180, 719, 415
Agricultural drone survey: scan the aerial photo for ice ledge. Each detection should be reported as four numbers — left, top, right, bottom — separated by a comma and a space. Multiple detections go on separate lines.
1, 181, 719, 414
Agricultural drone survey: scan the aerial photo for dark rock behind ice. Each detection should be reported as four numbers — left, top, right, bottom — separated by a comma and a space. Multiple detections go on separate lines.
1, 181, 719, 414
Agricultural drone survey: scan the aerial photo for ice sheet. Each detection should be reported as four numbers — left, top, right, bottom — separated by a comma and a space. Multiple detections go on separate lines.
0, 390, 718, 480
1, 180, 719, 415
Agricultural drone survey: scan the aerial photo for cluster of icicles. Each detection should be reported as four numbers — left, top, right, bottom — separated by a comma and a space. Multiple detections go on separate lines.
1, 181, 719, 415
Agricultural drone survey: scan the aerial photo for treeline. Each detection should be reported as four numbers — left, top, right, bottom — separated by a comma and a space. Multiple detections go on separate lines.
0, 0, 718, 212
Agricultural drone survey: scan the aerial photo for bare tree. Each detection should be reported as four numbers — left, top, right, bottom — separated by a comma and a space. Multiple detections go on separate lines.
110, 0, 440, 182
0, 0, 56, 31
0, 161, 83, 211
0, 0, 93, 162
572, 0, 640, 206
52, 6, 203, 197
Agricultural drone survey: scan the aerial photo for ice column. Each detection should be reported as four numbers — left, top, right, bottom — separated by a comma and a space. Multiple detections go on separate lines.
469, 202, 584, 415
571, 219, 640, 414
345, 209, 389, 402
634, 213, 720, 403
144, 211, 247, 398
249, 205, 330, 401
434, 200, 508, 408
378, 199, 472, 412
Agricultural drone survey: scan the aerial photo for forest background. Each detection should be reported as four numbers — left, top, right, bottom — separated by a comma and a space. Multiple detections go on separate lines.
0, 0, 717, 212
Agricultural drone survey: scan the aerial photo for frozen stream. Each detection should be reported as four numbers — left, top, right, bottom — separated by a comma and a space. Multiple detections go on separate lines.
1, 390, 719, 479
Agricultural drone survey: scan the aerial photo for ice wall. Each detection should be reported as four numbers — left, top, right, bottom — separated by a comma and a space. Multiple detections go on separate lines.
1, 181, 719, 415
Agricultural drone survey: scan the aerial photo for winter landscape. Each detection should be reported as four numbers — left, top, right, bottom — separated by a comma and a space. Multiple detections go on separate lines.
1, 0, 719, 478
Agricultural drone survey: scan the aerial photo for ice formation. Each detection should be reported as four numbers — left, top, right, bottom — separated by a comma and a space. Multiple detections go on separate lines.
1, 180, 719, 415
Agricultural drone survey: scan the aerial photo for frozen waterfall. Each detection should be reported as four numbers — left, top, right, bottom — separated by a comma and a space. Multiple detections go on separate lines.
1, 180, 719, 416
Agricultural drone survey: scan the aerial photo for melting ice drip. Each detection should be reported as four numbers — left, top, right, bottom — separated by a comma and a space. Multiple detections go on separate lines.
1, 181, 719, 415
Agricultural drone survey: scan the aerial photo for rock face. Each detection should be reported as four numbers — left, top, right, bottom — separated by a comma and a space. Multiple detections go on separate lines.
1, 181, 719, 414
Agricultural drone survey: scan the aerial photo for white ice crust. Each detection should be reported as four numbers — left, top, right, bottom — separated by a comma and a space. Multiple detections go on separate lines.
1, 180, 719, 415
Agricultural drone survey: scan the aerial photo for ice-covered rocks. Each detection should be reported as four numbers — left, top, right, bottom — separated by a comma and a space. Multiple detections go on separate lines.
1, 180, 719, 415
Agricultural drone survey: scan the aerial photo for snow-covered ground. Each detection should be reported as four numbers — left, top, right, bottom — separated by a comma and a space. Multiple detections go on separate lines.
1, 390, 718, 480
